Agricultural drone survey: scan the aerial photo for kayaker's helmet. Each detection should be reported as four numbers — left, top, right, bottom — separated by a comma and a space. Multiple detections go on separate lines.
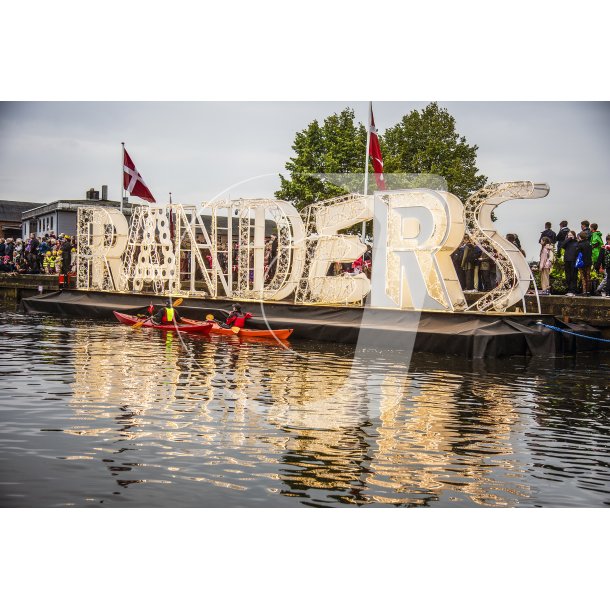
165, 299, 172, 307
232, 304, 242, 313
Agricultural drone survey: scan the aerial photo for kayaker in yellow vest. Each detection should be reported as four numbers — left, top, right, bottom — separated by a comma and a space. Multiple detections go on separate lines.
153, 299, 182, 325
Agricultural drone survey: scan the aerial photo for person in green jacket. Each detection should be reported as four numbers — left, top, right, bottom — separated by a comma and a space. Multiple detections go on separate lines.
594, 234, 610, 297
590, 223, 604, 272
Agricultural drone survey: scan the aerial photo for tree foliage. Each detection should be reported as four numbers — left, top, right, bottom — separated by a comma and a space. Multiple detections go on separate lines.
276, 102, 488, 214
382, 102, 487, 202
275, 108, 367, 210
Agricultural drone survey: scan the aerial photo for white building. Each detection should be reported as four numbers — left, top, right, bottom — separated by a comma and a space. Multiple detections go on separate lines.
21, 186, 128, 238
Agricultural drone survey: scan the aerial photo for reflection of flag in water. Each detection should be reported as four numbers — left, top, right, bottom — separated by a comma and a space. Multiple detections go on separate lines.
123, 147, 156, 203
368, 103, 386, 190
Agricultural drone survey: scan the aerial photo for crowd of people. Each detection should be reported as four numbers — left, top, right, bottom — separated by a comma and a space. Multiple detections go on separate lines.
0, 233, 76, 276
446, 219, 609, 298
537, 219, 609, 297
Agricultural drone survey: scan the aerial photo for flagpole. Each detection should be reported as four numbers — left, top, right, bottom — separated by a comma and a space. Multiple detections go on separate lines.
169, 192, 174, 240
120, 142, 125, 214
361, 101, 372, 242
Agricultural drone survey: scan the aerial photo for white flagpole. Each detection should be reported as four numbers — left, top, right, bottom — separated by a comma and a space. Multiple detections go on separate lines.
361, 101, 372, 242
120, 142, 125, 214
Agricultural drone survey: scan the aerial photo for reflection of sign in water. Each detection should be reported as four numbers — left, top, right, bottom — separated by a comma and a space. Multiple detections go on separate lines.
76, 181, 548, 312
67, 327, 531, 505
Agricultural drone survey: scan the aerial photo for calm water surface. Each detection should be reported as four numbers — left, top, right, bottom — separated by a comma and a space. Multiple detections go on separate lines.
1, 305, 609, 507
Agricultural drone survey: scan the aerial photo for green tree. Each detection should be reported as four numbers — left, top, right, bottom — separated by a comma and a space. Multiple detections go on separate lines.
382, 102, 487, 202
275, 108, 367, 210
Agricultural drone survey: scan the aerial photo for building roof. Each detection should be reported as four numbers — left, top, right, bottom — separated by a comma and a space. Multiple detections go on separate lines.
21, 199, 125, 220
0, 200, 43, 221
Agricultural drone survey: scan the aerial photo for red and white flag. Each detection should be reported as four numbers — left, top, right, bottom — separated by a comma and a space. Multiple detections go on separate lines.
123, 148, 156, 203
369, 103, 386, 190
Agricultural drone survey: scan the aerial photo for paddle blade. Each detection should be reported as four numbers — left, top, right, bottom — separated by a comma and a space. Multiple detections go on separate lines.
132, 319, 146, 329
205, 314, 214, 321
173, 298, 184, 307
231, 326, 241, 334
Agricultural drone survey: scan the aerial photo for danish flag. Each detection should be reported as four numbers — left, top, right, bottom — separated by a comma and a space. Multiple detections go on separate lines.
369, 104, 386, 190
123, 148, 156, 203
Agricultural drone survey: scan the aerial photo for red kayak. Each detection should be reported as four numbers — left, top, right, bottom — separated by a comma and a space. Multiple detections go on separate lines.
113, 311, 212, 335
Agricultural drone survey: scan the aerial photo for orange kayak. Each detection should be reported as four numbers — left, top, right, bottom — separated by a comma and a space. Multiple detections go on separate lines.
182, 317, 293, 340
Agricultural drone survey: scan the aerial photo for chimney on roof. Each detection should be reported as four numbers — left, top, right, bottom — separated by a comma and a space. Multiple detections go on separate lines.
86, 188, 100, 200
101, 185, 108, 200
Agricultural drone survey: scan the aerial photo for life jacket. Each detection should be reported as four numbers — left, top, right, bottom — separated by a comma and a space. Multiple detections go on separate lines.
162, 307, 174, 323
226, 312, 252, 328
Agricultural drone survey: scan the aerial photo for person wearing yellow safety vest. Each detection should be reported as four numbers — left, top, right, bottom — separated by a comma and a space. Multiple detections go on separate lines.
153, 299, 182, 325
42, 251, 56, 274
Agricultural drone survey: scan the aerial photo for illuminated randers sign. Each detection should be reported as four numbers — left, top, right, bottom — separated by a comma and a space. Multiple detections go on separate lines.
76, 181, 548, 313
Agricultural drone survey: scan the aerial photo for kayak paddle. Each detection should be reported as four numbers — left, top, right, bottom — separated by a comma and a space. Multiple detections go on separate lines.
205, 313, 239, 333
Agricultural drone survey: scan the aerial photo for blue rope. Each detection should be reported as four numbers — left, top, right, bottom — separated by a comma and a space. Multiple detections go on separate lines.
536, 322, 610, 343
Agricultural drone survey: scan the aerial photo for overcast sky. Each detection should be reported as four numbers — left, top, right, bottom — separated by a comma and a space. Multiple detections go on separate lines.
0, 101, 608, 257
